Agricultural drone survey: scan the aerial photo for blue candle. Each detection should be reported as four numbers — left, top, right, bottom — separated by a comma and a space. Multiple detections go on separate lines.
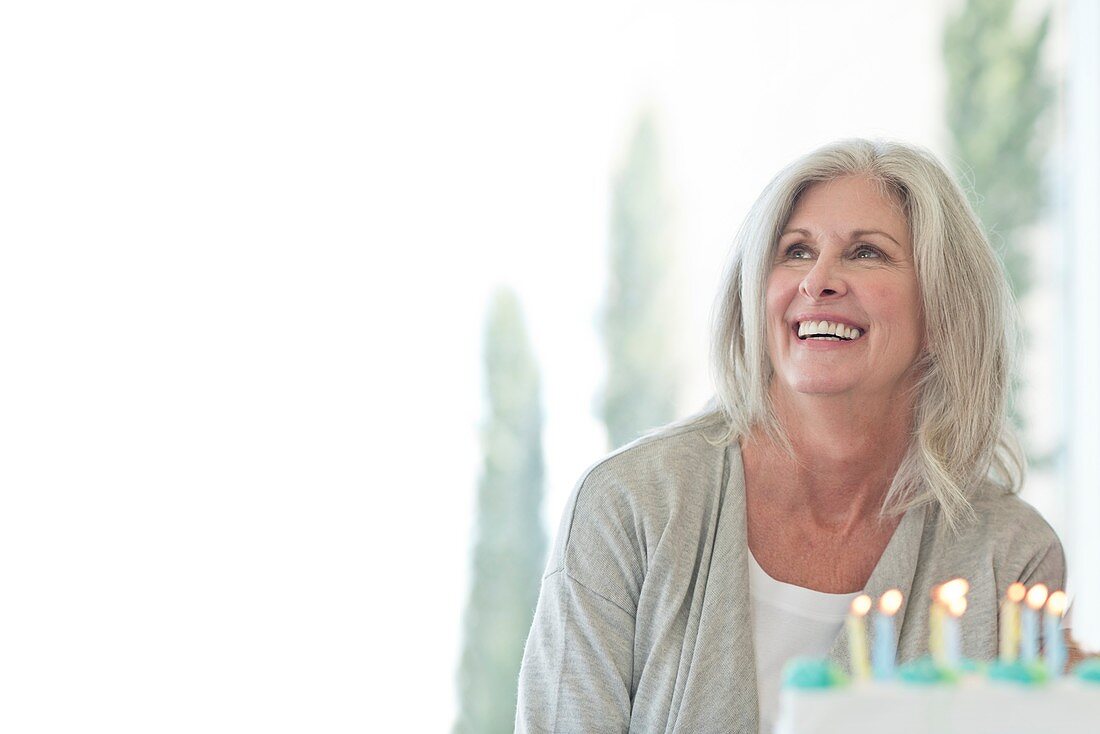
1022, 584, 1048, 663
1045, 591, 1068, 677
944, 603, 963, 667
935, 579, 969, 669
872, 589, 902, 679
1021, 607, 1039, 662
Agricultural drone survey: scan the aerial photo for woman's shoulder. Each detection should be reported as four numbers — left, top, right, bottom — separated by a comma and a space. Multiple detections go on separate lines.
588, 410, 729, 478
544, 411, 735, 599
965, 485, 1062, 550
935, 485, 1065, 588
568, 410, 732, 518
902, 487, 1065, 613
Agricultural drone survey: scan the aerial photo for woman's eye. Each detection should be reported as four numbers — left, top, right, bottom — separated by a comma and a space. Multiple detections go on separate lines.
853, 245, 881, 259
785, 245, 811, 259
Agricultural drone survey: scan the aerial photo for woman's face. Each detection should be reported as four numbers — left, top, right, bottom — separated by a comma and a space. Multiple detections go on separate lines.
765, 175, 923, 401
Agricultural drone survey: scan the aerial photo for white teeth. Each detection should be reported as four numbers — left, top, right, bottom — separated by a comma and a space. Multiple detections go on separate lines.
796, 320, 863, 341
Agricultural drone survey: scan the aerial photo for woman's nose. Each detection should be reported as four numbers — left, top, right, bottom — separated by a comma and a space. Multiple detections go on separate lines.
798, 258, 848, 300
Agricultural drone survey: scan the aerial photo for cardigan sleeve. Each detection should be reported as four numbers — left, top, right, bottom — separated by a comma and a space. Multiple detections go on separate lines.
1020, 534, 1067, 593
515, 570, 635, 733
516, 455, 653, 733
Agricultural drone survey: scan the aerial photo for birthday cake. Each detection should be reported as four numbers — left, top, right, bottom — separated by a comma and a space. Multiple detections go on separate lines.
775, 582, 1100, 734
776, 658, 1100, 734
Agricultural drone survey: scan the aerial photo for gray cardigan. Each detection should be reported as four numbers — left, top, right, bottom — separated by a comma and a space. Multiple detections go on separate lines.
515, 415, 1065, 733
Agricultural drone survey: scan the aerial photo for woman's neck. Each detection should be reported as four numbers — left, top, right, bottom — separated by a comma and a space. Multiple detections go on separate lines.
749, 386, 915, 531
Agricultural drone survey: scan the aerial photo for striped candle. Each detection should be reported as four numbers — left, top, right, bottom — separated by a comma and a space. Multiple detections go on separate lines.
872, 589, 903, 679
847, 594, 872, 681
1022, 584, 1049, 663
1045, 591, 1068, 677
932, 579, 969, 669
999, 582, 1026, 662
944, 595, 966, 668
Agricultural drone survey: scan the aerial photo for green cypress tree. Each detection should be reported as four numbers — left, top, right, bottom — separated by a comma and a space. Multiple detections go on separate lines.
454, 287, 547, 734
943, 0, 1053, 449
599, 109, 679, 449
943, 0, 1052, 301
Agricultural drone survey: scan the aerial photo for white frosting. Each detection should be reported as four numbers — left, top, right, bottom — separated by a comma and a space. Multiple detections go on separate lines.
776, 678, 1100, 734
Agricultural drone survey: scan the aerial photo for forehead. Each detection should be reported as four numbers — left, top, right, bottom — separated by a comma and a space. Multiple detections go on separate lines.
786, 175, 909, 239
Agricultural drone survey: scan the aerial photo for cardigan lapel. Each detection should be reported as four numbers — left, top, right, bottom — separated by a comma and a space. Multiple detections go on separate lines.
827, 503, 929, 672
671, 443, 759, 734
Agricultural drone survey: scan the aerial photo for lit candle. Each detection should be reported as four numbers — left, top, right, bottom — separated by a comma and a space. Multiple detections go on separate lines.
938, 578, 970, 600
1022, 584, 1049, 663
929, 588, 946, 667
873, 589, 903, 679
847, 594, 872, 681
945, 595, 967, 667
1045, 591, 1068, 677
932, 579, 969, 669
999, 582, 1026, 662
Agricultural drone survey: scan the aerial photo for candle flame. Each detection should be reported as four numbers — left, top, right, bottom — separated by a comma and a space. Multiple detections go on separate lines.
1007, 582, 1026, 603
851, 594, 872, 616
879, 589, 903, 616
1025, 584, 1049, 610
936, 578, 969, 604
1047, 591, 1068, 617
948, 596, 967, 617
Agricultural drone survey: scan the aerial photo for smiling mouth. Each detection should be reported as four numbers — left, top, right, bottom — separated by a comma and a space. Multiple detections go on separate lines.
796, 320, 864, 341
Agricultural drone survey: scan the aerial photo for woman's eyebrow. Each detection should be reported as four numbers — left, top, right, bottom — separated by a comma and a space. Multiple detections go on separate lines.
779, 227, 812, 238
780, 227, 903, 247
850, 229, 903, 247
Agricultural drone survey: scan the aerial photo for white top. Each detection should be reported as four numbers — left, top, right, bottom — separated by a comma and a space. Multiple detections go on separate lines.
749, 550, 862, 734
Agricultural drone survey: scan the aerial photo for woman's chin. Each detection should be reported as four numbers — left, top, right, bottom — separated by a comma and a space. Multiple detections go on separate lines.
794, 384, 854, 397
778, 375, 859, 397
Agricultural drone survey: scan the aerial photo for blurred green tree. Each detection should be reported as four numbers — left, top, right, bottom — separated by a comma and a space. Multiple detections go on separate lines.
943, 0, 1052, 448
943, 0, 1052, 301
454, 287, 547, 734
599, 109, 679, 449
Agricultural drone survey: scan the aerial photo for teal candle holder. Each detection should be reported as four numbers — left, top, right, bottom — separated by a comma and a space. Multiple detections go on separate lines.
1073, 658, 1100, 683
781, 657, 849, 689
897, 656, 957, 685
988, 659, 1048, 686
956, 657, 985, 675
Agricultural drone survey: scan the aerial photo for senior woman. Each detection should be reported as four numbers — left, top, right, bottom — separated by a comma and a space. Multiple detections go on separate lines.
514, 139, 1065, 734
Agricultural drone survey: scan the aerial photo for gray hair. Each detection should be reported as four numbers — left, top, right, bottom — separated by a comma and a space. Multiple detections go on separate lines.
680, 139, 1022, 530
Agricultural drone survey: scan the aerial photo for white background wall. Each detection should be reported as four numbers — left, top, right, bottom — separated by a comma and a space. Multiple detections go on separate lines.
1064, 0, 1100, 649
2, 1, 1090, 731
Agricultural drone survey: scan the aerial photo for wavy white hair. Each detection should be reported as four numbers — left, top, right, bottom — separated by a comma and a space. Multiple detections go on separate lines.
673, 138, 1022, 530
